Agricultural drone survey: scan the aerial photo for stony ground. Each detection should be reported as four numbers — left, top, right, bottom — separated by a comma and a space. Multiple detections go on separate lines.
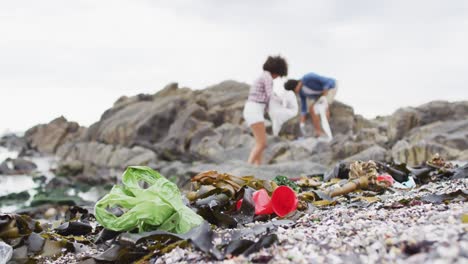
154, 179, 467, 264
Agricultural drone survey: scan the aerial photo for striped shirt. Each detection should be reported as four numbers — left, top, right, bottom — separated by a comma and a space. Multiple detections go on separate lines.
247, 71, 274, 107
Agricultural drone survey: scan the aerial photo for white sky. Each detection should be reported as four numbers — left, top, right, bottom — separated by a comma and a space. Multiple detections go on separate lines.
1, 0, 467, 133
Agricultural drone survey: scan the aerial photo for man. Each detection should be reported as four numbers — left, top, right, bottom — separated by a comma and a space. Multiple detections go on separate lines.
284, 72, 337, 137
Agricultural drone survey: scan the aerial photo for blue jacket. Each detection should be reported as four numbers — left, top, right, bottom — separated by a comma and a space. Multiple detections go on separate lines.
299, 72, 336, 115
301, 72, 336, 95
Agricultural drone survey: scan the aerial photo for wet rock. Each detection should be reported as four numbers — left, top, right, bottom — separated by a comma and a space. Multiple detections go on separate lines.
0, 158, 37, 175
0, 191, 30, 208
11, 158, 37, 172
0, 134, 28, 152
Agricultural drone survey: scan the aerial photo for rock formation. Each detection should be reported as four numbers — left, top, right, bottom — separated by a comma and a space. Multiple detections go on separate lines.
10, 80, 467, 184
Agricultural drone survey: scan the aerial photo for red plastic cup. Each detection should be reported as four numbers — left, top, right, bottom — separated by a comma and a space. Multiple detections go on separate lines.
377, 174, 394, 186
271, 186, 298, 217
252, 189, 274, 215
236, 189, 274, 215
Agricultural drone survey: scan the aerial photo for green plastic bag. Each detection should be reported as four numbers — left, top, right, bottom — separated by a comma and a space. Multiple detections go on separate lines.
95, 166, 203, 234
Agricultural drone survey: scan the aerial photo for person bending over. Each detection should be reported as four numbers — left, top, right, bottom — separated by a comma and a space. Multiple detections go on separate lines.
243, 56, 288, 165
284, 72, 337, 137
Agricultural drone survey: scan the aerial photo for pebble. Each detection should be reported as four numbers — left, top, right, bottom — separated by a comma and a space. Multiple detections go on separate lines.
43, 178, 468, 264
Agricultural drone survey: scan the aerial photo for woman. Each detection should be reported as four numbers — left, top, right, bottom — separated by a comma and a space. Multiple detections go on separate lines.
243, 56, 288, 165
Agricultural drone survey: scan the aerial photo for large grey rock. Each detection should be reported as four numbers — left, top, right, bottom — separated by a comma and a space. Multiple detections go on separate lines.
387, 108, 421, 143
0, 134, 27, 152
405, 119, 468, 150
279, 100, 361, 139
331, 136, 374, 160
391, 140, 460, 166
344, 145, 388, 162
387, 101, 468, 142
188, 123, 254, 162
56, 142, 156, 169
355, 128, 388, 146
0, 158, 37, 175
391, 119, 468, 164
267, 138, 332, 164
417, 100, 468, 124
86, 80, 249, 147
329, 101, 356, 135
24, 116, 85, 154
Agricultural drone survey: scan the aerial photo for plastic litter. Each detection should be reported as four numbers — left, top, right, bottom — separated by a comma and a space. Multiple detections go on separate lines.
237, 186, 298, 217
392, 176, 416, 189
252, 189, 275, 215
313, 96, 332, 141
95, 166, 203, 234
271, 186, 298, 217
269, 90, 298, 136
377, 174, 395, 186
236, 189, 274, 215
0, 241, 13, 264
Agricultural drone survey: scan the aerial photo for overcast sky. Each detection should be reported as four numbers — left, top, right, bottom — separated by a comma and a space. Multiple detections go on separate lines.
1, 0, 467, 133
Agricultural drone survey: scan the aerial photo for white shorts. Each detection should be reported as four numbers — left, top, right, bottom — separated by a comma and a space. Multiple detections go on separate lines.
243, 101, 266, 126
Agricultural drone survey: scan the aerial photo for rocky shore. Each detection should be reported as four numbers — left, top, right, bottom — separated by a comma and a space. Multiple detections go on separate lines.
0, 80, 467, 263
3, 81, 467, 186
154, 179, 467, 264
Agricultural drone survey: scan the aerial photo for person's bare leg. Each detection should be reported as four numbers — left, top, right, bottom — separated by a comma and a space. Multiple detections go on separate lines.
309, 104, 323, 137
247, 122, 267, 165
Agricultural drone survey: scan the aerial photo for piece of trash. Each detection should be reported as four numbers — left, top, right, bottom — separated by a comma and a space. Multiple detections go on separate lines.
271, 186, 298, 217
324, 162, 349, 182
236, 189, 273, 215
392, 177, 416, 189
95, 166, 203, 233
237, 186, 298, 217
252, 189, 274, 215
377, 174, 394, 186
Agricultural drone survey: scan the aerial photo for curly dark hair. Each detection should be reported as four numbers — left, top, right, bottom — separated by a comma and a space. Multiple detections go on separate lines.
263, 56, 288, 77
284, 79, 299, 91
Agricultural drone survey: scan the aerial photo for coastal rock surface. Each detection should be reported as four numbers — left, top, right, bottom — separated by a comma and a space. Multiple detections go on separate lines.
16, 81, 468, 183
24, 116, 85, 154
